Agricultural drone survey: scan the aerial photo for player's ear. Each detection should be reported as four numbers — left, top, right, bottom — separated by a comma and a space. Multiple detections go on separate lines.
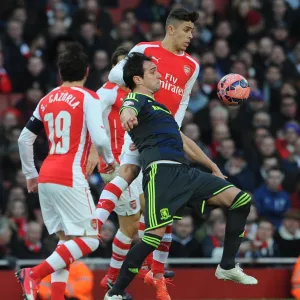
167, 24, 175, 35
133, 75, 142, 86
85, 66, 89, 77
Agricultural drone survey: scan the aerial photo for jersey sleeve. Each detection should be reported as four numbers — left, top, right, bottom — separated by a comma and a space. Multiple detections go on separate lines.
174, 61, 200, 128
120, 93, 146, 116
18, 102, 43, 179
108, 43, 146, 86
84, 94, 114, 164
97, 87, 117, 137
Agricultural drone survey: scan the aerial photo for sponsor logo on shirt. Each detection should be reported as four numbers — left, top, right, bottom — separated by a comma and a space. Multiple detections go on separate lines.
123, 101, 134, 106
160, 73, 184, 96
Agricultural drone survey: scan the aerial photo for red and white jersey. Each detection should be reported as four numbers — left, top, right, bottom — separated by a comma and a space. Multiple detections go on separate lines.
108, 41, 200, 127
34, 86, 113, 187
97, 82, 129, 172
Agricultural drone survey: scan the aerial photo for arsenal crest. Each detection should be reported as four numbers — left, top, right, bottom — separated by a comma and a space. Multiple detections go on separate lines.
184, 65, 191, 75
130, 200, 137, 209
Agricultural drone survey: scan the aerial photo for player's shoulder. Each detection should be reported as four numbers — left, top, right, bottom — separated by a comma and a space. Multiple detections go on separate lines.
71, 86, 100, 101
102, 81, 118, 90
183, 52, 200, 69
131, 41, 161, 53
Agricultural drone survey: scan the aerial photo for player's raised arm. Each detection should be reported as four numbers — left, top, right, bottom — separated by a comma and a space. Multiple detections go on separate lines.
84, 94, 114, 165
18, 102, 43, 192
108, 43, 151, 86
180, 131, 227, 179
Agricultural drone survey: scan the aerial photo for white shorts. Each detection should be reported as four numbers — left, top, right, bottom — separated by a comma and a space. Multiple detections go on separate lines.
100, 163, 142, 216
38, 183, 98, 236
120, 132, 141, 167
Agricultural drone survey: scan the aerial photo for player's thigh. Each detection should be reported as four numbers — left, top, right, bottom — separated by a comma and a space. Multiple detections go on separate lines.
38, 183, 63, 235
207, 186, 242, 207
48, 184, 98, 236
188, 168, 236, 209
118, 213, 140, 238
114, 175, 142, 217
143, 164, 192, 232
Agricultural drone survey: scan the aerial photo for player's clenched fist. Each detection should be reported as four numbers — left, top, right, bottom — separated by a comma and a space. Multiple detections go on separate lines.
27, 177, 38, 193
120, 108, 138, 131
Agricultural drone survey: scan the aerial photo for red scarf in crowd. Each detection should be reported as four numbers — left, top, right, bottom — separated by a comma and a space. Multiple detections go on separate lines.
11, 217, 27, 238
24, 238, 42, 253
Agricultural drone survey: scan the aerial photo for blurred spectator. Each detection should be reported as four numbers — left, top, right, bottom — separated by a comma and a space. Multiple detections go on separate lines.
2, 20, 29, 92
202, 219, 226, 259
136, 0, 168, 23
182, 123, 211, 159
215, 138, 236, 170
248, 219, 280, 258
89, 220, 116, 258
276, 121, 300, 159
6, 198, 28, 239
169, 215, 203, 258
274, 210, 300, 257
253, 168, 290, 228
71, 0, 114, 38
85, 50, 110, 91
39, 260, 94, 300
13, 221, 45, 259
223, 151, 256, 192
15, 82, 45, 123
0, 51, 12, 93
0, 217, 18, 265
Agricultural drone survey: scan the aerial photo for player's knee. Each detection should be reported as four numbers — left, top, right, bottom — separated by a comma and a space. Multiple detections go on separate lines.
229, 191, 252, 213
119, 164, 140, 184
146, 226, 166, 238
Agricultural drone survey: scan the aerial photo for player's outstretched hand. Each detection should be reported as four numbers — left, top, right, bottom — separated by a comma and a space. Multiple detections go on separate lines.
104, 160, 116, 174
27, 177, 38, 193
212, 165, 227, 180
87, 145, 100, 175
129, 143, 137, 151
120, 108, 138, 131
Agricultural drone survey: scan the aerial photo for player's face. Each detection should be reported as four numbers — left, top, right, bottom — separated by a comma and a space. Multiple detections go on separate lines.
142, 61, 161, 93
171, 21, 194, 51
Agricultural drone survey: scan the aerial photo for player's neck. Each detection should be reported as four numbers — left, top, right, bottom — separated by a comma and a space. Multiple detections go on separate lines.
161, 38, 182, 55
61, 80, 85, 87
134, 86, 154, 98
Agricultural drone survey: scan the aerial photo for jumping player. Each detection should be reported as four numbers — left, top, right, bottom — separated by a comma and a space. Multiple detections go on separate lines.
96, 47, 173, 298
105, 52, 258, 300
96, 47, 141, 298
96, 8, 225, 290
17, 43, 115, 300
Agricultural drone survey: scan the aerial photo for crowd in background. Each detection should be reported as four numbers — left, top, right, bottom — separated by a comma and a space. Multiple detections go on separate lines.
0, 0, 300, 267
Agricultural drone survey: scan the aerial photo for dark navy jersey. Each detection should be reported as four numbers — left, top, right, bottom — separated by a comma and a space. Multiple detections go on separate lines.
120, 92, 187, 168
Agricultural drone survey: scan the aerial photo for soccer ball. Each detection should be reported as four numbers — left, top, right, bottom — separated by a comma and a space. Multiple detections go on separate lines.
217, 73, 250, 106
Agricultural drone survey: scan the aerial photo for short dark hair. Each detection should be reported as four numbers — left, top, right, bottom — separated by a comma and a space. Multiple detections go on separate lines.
166, 8, 199, 27
266, 167, 283, 176
111, 47, 129, 67
123, 52, 152, 90
58, 42, 88, 82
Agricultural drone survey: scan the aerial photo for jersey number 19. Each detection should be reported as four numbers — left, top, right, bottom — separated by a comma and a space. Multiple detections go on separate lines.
44, 111, 71, 154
